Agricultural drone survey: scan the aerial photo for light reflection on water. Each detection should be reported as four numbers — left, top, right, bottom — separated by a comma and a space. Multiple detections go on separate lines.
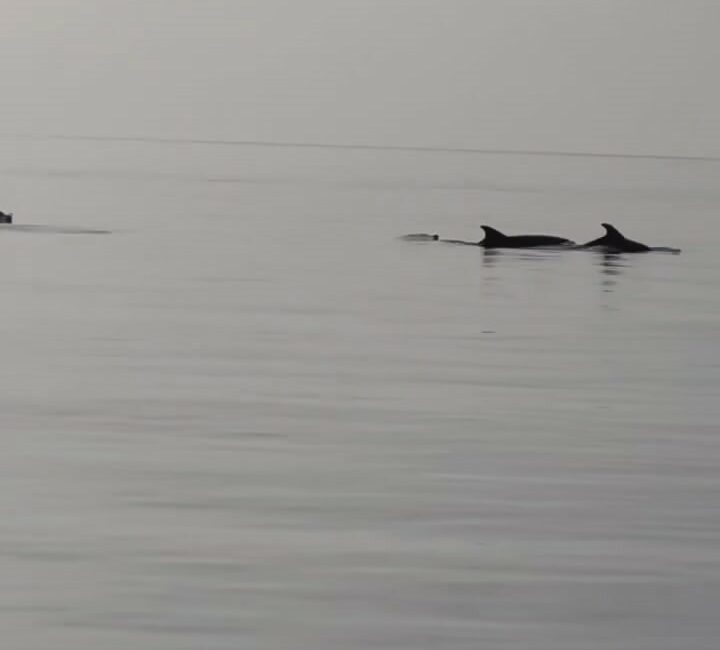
1, 144, 719, 649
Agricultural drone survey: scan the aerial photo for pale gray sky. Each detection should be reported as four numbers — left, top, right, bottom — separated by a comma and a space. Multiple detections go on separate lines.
2, 0, 719, 156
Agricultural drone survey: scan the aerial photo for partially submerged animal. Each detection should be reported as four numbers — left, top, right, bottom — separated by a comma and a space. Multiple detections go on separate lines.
582, 223, 649, 252
582, 223, 679, 253
436, 226, 574, 248
477, 225, 574, 248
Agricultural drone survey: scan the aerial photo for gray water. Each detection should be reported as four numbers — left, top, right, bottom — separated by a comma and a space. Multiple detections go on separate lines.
1, 139, 719, 649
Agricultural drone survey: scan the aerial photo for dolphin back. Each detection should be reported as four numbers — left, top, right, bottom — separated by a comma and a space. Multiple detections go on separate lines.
583, 223, 651, 252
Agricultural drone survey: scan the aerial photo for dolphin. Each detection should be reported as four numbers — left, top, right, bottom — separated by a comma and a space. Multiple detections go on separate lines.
582, 223, 652, 252
477, 225, 574, 249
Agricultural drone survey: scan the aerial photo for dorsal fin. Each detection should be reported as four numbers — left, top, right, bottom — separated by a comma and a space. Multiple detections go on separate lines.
601, 223, 624, 240
480, 225, 507, 245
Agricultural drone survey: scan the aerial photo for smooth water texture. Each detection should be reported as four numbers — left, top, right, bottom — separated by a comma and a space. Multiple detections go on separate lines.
1, 140, 719, 649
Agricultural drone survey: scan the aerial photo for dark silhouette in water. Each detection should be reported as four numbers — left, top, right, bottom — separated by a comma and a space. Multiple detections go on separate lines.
427, 225, 573, 249
582, 223, 681, 253
0, 211, 12, 224
401, 223, 680, 254
439, 226, 573, 248
478, 225, 574, 248
582, 223, 651, 252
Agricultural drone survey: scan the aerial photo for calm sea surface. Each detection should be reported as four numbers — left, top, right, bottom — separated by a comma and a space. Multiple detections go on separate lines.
1, 139, 719, 649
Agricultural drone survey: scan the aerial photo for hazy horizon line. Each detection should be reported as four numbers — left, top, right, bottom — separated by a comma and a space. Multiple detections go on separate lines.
3, 132, 720, 163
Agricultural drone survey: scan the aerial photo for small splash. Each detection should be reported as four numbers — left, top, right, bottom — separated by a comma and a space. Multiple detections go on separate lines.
649, 246, 682, 254
398, 233, 439, 242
